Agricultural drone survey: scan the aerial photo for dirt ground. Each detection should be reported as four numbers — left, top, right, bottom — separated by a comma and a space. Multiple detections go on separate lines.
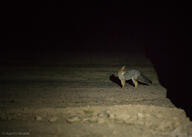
0, 51, 192, 137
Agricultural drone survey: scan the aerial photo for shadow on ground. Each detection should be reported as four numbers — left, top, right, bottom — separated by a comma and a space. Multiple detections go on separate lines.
109, 74, 122, 88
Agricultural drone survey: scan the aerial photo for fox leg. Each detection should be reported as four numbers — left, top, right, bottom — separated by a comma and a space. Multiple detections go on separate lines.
120, 79, 125, 88
132, 78, 138, 88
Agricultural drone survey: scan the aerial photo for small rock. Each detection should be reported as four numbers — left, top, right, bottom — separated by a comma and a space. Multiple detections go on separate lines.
35, 115, 42, 121
97, 112, 105, 118
49, 116, 58, 122
66, 116, 80, 123
97, 110, 110, 118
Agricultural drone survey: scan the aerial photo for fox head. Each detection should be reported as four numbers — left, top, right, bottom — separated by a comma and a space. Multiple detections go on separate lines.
119, 65, 126, 72
118, 65, 126, 79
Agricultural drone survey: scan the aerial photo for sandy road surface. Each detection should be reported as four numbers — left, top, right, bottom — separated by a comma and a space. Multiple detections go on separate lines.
0, 51, 191, 137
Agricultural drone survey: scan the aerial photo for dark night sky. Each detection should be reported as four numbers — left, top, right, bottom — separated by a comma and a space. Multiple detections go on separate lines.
3, 8, 192, 67
2, 8, 177, 51
5, 8, 151, 51
4, 8, 191, 54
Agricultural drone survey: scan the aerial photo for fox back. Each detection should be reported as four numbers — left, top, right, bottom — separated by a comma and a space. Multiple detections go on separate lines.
118, 66, 140, 80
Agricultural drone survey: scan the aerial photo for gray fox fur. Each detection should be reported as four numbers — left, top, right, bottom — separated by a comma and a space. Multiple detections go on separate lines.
117, 65, 152, 88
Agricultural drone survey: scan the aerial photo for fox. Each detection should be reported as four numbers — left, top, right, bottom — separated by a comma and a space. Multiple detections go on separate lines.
117, 65, 152, 88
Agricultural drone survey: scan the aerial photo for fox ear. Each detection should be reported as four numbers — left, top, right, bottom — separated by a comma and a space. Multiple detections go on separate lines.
121, 65, 126, 70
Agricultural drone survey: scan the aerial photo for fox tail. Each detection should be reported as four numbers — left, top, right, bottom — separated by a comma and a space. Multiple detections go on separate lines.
138, 74, 152, 85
